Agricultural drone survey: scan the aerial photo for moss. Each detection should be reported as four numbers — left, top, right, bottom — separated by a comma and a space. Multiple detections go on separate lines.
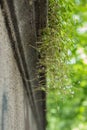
39, 0, 75, 98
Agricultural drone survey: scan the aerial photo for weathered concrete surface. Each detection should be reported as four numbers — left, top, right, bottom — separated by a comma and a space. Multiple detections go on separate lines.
0, 7, 25, 130
0, 0, 47, 129
0, 7, 38, 130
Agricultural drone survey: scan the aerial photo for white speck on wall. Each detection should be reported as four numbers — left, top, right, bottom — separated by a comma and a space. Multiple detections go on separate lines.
29, 0, 33, 5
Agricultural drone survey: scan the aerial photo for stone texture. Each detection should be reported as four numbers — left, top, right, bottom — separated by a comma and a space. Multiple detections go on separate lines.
0, 7, 38, 130
0, 0, 47, 129
0, 7, 25, 130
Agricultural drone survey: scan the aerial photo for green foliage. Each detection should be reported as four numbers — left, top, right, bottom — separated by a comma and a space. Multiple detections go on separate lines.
40, 0, 87, 130
41, 0, 74, 94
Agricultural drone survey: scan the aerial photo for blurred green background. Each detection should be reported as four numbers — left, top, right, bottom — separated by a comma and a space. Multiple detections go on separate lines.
46, 0, 87, 130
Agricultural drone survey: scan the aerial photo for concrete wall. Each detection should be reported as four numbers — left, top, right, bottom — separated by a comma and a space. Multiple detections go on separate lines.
0, 0, 47, 129
0, 5, 39, 130
0, 7, 25, 130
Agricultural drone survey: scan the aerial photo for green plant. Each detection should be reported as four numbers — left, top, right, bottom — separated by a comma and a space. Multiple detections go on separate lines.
40, 0, 75, 99
41, 0, 87, 130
